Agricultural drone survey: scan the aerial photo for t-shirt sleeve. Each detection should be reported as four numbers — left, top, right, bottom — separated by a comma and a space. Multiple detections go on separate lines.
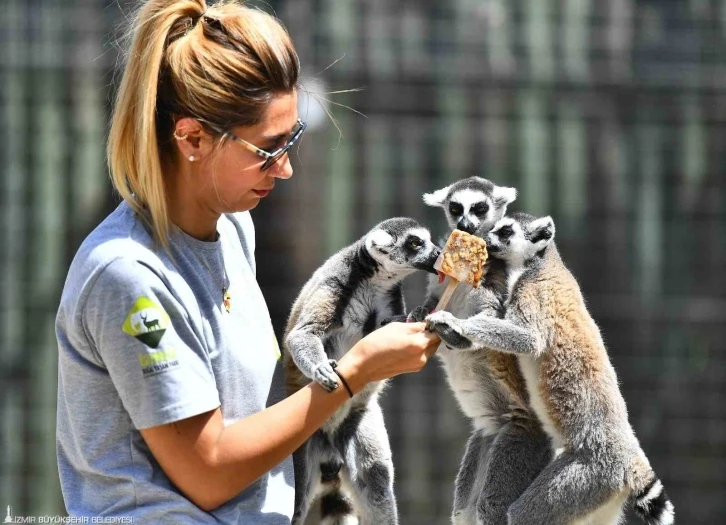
82, 257, 220, 430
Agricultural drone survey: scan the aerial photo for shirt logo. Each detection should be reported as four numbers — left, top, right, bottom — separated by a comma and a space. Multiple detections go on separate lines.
272, 334, 281, 360
122, 296, 170, 348
138, 347, 180, 377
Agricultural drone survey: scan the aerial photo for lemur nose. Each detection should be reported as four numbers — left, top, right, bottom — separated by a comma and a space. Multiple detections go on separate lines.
457, 218, 476, 234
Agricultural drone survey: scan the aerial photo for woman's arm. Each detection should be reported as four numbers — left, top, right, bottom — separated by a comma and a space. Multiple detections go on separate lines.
140, 321, 439, 511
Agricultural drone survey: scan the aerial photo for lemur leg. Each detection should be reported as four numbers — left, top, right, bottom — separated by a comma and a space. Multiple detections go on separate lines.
452, 429, 494, 525
292, 438, 317, 525
507, 449, 623, 525
476, 420, 553, 525
294, 432, 338, 525
343, 403, 398, 525
426, 311, 541, 356
287, 330, 339, 391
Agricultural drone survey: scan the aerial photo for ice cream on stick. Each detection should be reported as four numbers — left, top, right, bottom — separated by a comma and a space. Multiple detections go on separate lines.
433, 229, 488, 311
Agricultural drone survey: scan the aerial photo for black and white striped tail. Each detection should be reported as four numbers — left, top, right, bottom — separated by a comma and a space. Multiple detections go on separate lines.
633, 477, 675, 525
320, 489, 356, 525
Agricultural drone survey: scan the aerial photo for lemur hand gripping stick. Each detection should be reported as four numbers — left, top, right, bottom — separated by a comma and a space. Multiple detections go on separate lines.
434, 229, 488, 311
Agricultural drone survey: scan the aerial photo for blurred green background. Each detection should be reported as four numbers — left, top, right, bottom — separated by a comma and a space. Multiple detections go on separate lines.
1, 0, 725, 523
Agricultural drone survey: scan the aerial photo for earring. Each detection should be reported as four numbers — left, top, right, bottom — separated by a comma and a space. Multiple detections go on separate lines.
188, 155, 196, 162
174, 130, 189, 141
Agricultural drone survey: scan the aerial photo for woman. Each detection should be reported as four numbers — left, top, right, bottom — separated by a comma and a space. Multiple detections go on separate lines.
54, 1, 440, 523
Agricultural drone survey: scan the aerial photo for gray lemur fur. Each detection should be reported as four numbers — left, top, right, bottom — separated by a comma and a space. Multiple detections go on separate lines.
426, 212, 675, 525
415, 177, 553, 525
284, 217, 440, 525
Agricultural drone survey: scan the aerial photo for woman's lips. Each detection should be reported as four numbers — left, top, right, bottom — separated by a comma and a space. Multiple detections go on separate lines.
253, 189, 271, 198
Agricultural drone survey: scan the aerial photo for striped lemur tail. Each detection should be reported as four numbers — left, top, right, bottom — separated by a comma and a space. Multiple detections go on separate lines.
318, 461, 357, 525
632, 475, 675, 525
319, 488, 356, 525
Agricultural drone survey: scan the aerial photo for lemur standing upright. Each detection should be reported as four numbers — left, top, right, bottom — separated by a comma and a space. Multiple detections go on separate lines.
416, 177, 553, 525
284, 218, 440, 525
426, 212, 675, 525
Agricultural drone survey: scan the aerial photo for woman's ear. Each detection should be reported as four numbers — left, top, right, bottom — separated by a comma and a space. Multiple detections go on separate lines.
173, 117, 215, 162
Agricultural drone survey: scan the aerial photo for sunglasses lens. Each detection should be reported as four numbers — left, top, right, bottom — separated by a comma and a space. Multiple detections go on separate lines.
260, 120, 306, 170
261, 148, 288, 170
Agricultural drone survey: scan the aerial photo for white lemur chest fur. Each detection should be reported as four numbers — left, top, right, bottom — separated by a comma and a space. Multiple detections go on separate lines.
321, 282, 397, 432
432, 281, 506, 435
505, 265, 566, 449
330, 281, 397, 356
517, 354, 564, 450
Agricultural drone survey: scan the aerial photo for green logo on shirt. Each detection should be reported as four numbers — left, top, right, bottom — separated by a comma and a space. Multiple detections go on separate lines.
272, 334, 281, 360
122, 296, 170, 348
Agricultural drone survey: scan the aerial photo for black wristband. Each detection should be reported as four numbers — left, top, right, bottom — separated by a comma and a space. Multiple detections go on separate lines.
330, 361, 354, 398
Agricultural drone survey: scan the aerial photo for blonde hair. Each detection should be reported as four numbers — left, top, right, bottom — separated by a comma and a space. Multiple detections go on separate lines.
107, 0, 300, 248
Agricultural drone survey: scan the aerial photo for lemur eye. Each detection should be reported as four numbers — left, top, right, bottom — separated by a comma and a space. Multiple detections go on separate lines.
497, 226, 514, 239
471, 202, 489, 215
449, 202, 463, 216
407, 237, 423, 249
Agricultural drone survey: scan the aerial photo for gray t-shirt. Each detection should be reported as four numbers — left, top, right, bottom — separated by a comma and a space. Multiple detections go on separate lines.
55, 201, 294, 524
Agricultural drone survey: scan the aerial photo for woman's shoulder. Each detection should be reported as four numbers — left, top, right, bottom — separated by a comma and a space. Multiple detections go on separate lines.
60, 202, 169, 308
81, 202, 163, 267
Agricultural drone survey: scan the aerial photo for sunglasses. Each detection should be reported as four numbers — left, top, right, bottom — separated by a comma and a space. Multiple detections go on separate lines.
227, 118, 307, 171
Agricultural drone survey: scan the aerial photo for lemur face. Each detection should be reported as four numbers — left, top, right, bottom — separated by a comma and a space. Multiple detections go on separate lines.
485, 213, 555, 266
423, 176, 517, 236
365, 218, 441, 277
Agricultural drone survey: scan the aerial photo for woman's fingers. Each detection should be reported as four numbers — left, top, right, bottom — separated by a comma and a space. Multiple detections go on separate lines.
424, 333, 440, 358
402, 322, 440, 369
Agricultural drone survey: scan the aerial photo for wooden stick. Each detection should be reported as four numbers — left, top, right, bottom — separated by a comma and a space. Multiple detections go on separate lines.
434, 278, 460, 311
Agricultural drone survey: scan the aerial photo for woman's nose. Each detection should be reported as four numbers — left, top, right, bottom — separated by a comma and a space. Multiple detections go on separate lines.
271, 154, 293, 179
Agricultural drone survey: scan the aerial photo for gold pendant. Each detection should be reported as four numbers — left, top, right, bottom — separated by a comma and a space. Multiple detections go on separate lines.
223, 288, 232, 313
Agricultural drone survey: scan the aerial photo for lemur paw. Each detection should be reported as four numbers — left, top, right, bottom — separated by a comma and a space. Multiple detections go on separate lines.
313, 359, 339, 392
407, 305, 430, 323
381, 314, 408, 326
425, 311, 473, 349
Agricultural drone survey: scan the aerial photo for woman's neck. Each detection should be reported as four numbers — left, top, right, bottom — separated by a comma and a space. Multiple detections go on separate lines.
166, 162, 220, 242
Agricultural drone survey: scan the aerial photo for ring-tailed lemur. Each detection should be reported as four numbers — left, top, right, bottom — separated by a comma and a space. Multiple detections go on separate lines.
415, 177, 553, 525
425, 212, 675, 525
284, 217, 440, 525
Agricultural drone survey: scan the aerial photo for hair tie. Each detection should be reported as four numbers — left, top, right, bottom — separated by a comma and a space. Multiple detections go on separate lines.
167, 11, 206, 45
194, 8, 207, 26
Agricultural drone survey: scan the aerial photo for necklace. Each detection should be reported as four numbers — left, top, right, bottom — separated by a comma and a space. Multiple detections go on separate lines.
179, 229, 232, 313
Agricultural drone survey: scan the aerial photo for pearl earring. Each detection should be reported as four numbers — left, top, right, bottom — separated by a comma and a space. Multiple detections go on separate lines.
188, 155, 196, 162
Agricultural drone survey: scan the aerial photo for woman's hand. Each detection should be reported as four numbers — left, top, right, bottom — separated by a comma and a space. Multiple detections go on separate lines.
336, 322, 441, 394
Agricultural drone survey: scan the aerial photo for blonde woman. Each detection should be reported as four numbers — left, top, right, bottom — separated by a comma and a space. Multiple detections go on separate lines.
54, 1, 439, 523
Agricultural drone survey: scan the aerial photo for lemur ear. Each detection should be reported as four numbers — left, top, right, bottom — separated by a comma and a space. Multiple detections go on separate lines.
366, 229, 394, 254
422, 184, 452, 207
527, 216, 555, 248
491, 186, 518, 207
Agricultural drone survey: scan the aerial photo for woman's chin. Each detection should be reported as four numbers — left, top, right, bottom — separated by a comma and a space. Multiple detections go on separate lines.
237, 194, 261, 212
